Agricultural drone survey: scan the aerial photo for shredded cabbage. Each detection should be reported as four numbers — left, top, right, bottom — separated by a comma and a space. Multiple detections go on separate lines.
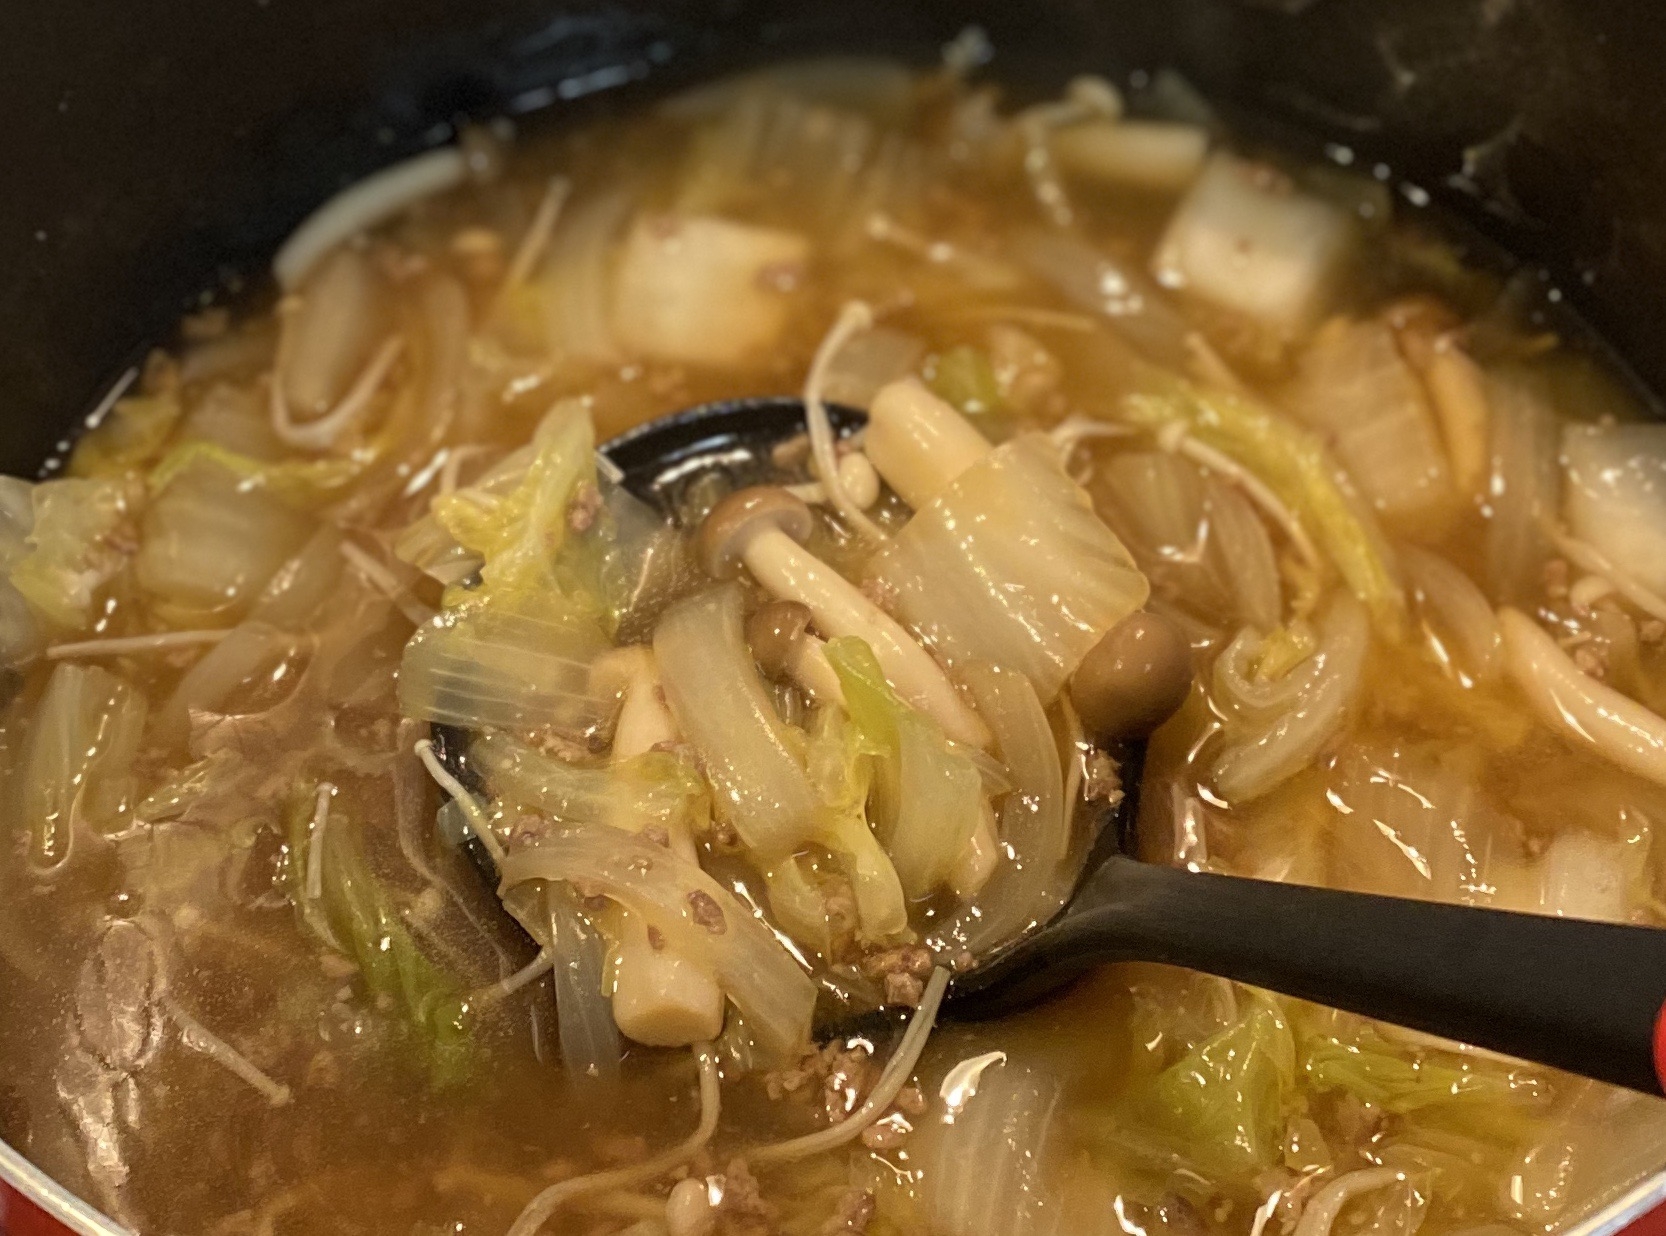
136, 459, 315, 628
399, 403, 640, 736
283, 788, 471, 1084
1302, 1020, 1548, 1146
869, 432, 1149, 703
1284, 318, 1456, 533
1210, 593, 1369, 802
1092, 449, 1280, 634
10, 477, 137, 632
1093, 994, 1296, 1181
918, 1056, 1062, 1236
826, 636, 984, 900
18, 663, 147, 871
802, 702, 909, 940
654, 585, 822, 861
1561, 421, 1666, 598
1125, 380, 1404, 635
148, 440, 362, 506
398, 604, 616, 736
69, 391, 183, 479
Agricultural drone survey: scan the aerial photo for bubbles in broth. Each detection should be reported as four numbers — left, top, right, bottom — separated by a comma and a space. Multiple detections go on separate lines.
2, 51, 1665, 1236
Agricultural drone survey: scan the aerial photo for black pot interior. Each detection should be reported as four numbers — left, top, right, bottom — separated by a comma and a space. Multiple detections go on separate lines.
4, 0, 1665, 475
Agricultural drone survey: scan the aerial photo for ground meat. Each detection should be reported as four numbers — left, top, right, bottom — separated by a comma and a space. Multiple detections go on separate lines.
715, 1157, 773, 1225
530, 727, 596, 763
686, 891, 727, 934
818, 1189, 877, 1235
882, 971, 925, 1007
859, 1113, 911, 1151
859, 945, 934, 981
861, 945, 933, 1007
765, 1039, 877, 1122
822, 877, 859, 962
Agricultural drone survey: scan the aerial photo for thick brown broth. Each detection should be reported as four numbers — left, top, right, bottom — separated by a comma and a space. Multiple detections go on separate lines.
2, 56, 1666, 1236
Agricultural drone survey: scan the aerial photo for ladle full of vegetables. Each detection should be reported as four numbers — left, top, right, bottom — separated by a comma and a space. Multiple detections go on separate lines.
438, 383, 1666, 1098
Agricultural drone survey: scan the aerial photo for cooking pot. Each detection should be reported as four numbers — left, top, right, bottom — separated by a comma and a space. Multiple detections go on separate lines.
3, 0, 1666, 1232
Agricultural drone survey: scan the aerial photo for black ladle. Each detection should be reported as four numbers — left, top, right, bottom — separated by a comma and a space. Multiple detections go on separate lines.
441, 396, 1666, 1098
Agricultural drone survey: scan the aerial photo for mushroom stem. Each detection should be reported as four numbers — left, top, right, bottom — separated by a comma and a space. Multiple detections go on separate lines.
608, 649, 726, 1047
739, 526, 990, 749
783, 631, 847, 705
865, 378, 992, 510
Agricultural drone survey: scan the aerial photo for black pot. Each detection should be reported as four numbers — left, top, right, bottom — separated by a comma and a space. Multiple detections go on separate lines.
4, 1, 1666, 1231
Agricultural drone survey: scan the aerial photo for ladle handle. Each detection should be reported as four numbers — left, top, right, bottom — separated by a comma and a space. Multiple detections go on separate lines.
951, 857, 1666, 1095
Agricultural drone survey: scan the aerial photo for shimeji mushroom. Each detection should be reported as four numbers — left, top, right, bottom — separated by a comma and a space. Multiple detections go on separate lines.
746, 599, 846, 705
864, 378, 1190, 744
596, 646, 726, 1046
696, 488, 989, 750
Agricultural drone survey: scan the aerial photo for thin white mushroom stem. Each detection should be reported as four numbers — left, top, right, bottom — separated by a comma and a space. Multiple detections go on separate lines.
162, 995, 293, 1107
466, 948, 554, 1008
739, 526, 989, 749
1542, 518, 1666, 624
47, 629, 230, 659
784, 451, 881, 510
497, 175, 572, 300
271, 333, 405, 452
1292, 1169, 1406, 1236
338, 539, 437, 627
1014, 77, 1124, 230
506, 1044, 721, 1236
274, 146, 469, 290
805, 301, 888, 542
750, 967, 949, 1165
414, 738, 505, 866
1156, 421, 1325, 579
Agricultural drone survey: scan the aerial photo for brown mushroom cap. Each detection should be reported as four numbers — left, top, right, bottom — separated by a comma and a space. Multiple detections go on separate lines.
1069, 611, 1194, 742
746, 599, 814, 678
697, 487, 815, 580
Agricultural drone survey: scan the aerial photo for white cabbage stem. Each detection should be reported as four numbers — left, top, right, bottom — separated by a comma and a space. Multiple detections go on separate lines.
1500, 607, 1666, 789
865, 377, 992, 509
607, 648, 726, 1047
948, 799, 1001, 900
739, 525, 989, 748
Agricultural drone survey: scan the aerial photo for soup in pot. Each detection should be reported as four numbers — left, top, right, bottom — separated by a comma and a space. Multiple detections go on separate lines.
2, 50, 1665, 1236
